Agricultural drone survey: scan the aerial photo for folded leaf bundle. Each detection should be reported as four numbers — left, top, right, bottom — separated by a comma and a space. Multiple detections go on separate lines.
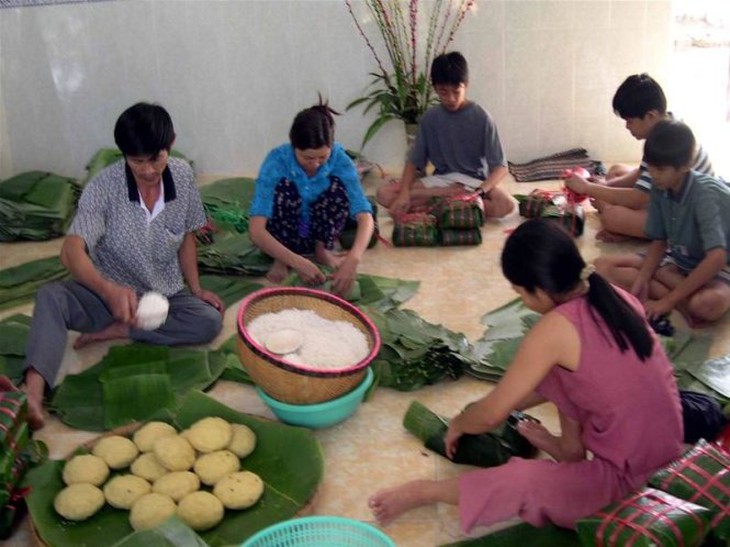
403, 401, 539, 467
439, 227, 482, 246
433, 196, 484, 229
392, 213, 438, 246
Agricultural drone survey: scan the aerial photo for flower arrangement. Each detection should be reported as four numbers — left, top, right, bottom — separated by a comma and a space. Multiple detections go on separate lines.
345, 0, 476, 148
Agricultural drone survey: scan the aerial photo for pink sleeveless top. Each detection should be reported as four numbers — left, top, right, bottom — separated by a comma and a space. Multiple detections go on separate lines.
536, 289, 682, 477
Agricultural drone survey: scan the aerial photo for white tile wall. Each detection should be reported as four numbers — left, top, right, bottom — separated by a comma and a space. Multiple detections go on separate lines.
0, 0, 675, 179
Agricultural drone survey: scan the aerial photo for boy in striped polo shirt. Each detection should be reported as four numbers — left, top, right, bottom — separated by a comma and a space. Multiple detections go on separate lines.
565, 73, 713, 242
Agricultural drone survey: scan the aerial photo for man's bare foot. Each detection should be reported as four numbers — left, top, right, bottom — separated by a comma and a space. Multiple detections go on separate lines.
368, 480, 437, 525
596, 229, 630, 243
22, 370, 46, 429
517, 421, 562, 459
314, 246, 345, 269
74, 322, 130, 350
266, 260, 290, 284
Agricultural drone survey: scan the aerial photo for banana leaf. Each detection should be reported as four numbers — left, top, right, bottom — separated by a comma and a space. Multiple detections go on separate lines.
199, 274, 263, 307
364, 307, 477, 391
441, 522, 580, 546
0, 256, 70, 310
199, 177, 256, 234
50, 344, 229, 431
82, 148, 192, 187
0, 172, 80, 241
283, 271, 419, 311
197, 231, 273, 276
25, 390, 324, 547
0, 314, 32, 383
213, 335, 253, 385
101, 363, 176, 429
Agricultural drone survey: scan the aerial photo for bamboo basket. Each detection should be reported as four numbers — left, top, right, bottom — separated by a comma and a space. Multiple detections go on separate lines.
236, 287, 380, 405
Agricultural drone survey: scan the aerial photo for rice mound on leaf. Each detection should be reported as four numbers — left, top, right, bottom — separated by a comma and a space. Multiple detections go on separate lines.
187, 417, 233, 453
213, 470, 264, 509
227, 423, 256, 458
153, 471, 201, 502
92, 435, 139, 469
133, 421, 178, 452
103, 474, 151, 509
131, 452, 168, 482
153, 435, 196, 471
177, 491, 224, 531
54, 483, 106, 521
194, 450, 240, 486
129, 492, 177, 531
62, 454, 109, 486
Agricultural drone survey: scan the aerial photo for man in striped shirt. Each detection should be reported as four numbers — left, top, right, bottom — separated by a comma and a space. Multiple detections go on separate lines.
565, 73, 714, 242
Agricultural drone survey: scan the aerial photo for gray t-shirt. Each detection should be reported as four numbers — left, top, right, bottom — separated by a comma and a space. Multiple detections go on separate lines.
68, 157, 206, 296
645, 170, 730, 271
409, 102, 506, 180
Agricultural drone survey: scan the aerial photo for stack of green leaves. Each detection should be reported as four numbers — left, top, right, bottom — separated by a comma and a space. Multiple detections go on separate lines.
0, 256, 69, 311
199, 177, 256, 234
197, 231, 272, 276
26, 391, 323, 546
0, 171, 81, 241
81, 148, 192, 187
365, 306, 477, 391
0, 314, 31, 384
49, 344, 230, 431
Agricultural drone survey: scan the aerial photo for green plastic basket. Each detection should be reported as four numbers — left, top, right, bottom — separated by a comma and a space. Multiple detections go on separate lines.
241, 516, 396, 547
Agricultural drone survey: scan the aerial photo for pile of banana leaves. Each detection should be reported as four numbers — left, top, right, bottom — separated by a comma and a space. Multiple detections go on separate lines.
81, 148, 192, 187
197, 231, 272, 277
26, 391, 323, 546
0, 314, 31, 384
199, 177, 256, 234
0, 256, 69, 311
0, 171, 81, 241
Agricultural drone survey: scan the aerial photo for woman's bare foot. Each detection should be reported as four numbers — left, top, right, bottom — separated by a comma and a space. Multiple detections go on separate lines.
596, 229, 630, 243
314, 245, 345, 269
517, 421, 563, 459
266, 259, 290, 284
369, 481, 435, 525
73, 322, 130, 350
368, 478, 458, 525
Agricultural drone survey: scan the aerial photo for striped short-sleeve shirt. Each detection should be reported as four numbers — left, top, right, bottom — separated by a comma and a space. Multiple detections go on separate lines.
68, 157, 206, 296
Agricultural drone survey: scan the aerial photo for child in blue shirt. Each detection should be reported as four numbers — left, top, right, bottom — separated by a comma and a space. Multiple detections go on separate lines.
377, 52, 513, 218
595, 120, 730, 326
249, 98, 374, 297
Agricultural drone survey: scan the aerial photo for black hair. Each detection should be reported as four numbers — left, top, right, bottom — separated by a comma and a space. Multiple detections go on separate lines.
644, 119, 695, 169
612, 73, 667, 119
113, 102, 175, 157
430, 51, 469, 86
501, 219, 653, 360
289, 94, 339, 150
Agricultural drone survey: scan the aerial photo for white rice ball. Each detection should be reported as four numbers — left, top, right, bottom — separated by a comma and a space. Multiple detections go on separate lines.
136, 292, 169, 331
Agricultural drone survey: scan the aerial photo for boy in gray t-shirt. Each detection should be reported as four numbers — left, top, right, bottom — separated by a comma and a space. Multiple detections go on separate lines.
377, 52, 513, 219
595, 120, 730, 327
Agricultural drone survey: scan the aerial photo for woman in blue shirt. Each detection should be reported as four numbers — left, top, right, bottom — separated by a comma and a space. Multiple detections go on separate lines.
249, 99, 374, 297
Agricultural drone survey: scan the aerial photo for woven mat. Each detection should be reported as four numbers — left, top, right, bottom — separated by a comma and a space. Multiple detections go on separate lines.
508, 148, 604, 182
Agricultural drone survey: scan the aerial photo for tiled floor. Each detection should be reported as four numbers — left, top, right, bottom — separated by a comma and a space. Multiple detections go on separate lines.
2, 171, 729, 547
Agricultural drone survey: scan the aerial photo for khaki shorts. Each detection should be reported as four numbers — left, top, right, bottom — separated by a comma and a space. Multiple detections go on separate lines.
420, 172, 483, 190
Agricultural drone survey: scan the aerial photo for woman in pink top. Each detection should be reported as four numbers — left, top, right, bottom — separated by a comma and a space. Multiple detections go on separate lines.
369, 218, 682, 531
